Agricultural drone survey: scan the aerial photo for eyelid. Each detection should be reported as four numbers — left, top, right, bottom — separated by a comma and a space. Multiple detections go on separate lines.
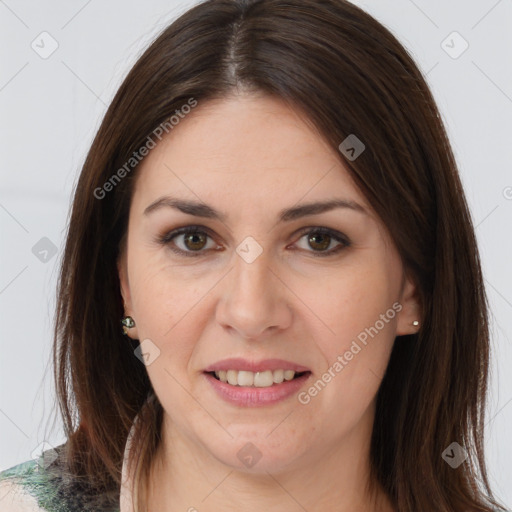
290, 226, 351, 257
156, 225, 221, 257
293, 226, 350, 246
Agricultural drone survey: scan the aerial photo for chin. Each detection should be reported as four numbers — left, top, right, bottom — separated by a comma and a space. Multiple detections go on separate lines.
206, 435, 306, 475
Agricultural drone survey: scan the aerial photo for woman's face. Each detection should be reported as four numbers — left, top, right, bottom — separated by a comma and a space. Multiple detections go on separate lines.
118, 93, 419, 474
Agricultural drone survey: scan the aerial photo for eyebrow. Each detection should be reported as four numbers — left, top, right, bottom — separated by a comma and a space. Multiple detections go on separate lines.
143, 196, 367, 222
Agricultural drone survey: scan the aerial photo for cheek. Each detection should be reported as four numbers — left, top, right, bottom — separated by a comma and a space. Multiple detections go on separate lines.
128, 248, 211, 338
304, 259, 399, 348
127, 260, 206, 401
298, 259, 399, 412
126, 251, 223, 390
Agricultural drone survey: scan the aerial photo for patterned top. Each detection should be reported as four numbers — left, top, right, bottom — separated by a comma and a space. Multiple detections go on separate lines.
0, 442, 122, 512
0, 396, 151, 512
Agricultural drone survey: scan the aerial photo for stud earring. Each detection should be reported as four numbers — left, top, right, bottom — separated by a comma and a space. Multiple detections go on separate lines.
412, 320, 419, 327
121, 316, 136, 335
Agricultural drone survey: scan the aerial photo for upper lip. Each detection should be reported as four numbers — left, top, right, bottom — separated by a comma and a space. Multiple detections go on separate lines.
204, 358, 311, 373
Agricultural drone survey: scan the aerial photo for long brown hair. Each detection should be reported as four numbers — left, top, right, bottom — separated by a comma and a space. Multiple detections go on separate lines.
52, 0, 507, 510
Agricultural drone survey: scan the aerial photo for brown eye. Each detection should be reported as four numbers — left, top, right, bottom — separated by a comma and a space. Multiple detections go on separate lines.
183, 232, 208, 251
294, 227, 351, 257
307, 232, 331, 251
158, 226, 219, 257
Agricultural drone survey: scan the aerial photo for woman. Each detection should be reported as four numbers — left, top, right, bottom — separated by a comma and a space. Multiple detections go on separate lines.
0, 0, 508, 511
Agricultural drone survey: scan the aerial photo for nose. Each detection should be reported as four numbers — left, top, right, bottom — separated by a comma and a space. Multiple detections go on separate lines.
215, 247, 293, 341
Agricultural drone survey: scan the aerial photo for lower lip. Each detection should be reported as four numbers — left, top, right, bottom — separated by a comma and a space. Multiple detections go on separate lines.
204, 372, 311, 407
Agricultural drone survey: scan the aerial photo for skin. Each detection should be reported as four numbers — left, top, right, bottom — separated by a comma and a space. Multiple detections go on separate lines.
118, 93, 421, 512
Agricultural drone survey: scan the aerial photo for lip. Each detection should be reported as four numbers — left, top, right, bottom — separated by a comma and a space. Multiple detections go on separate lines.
204, 371, 312, 407
203, 358, 311, 373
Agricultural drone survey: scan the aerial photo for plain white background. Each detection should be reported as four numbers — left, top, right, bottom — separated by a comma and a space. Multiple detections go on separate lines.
0, 0, 511, 507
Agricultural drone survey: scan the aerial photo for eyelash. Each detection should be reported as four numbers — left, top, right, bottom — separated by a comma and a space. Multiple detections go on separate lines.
156, 225, 351, 258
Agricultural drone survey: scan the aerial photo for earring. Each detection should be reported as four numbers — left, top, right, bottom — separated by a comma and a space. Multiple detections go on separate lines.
412, 320, 419, 327
121, 316, 136, 335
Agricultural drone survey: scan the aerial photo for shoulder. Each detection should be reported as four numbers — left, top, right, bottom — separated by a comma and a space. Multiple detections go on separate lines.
0, 457, 45, 511
0, 481, 45, 511
1, 484, 43, 511
0, 443, 120, 512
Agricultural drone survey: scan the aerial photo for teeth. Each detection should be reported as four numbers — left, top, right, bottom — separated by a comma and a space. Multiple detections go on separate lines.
238, 370, 254, 386
214, 369, 300, 387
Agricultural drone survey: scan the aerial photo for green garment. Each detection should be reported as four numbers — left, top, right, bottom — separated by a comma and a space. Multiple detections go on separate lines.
0, 443, 120, 512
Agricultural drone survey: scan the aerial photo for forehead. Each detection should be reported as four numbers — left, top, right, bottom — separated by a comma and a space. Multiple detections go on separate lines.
130, 94, 369, 215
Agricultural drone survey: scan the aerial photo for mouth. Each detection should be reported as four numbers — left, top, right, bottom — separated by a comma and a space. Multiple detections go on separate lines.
203, 369, 312, 407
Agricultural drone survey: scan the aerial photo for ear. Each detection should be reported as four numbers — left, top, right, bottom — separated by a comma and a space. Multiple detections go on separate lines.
117, 249, 139, 340
396, 270, 421, 335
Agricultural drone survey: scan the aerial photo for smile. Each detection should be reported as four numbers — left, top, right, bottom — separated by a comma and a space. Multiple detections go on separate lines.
204, 370, 312, 407
210, 369, 307, 388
